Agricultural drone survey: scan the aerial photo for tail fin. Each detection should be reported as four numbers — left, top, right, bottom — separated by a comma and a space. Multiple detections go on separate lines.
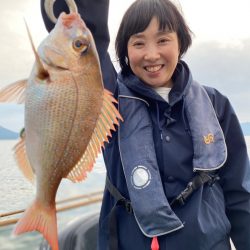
13, 199, 59, 250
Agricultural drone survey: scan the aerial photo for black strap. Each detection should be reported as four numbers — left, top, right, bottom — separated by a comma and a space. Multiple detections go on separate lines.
105, 176, 132, 250
170, 171, 220, 207
105, 172, 219, 249
106, 176, 133, 213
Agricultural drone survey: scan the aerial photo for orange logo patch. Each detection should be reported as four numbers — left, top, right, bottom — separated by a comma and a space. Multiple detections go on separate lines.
203, 133, 214, 144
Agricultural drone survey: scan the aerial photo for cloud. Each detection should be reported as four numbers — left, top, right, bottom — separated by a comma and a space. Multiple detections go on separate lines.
1, 0, 249, 123
0, 0, 47, 88
184, 39, 250, 121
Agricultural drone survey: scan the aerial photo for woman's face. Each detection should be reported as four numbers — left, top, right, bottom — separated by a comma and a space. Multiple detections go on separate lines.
127, 17, 179, 88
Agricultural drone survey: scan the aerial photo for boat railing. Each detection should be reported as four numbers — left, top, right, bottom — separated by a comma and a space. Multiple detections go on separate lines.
0, 190, 103, 227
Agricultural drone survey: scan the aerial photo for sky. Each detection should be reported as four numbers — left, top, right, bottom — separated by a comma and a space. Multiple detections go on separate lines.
0, 0, 250, 131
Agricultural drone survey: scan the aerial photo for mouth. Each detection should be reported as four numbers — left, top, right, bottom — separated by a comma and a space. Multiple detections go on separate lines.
144, 64, 164, 73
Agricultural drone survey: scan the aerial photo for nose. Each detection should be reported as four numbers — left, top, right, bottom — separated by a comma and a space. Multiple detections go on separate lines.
143, 44, 160, 61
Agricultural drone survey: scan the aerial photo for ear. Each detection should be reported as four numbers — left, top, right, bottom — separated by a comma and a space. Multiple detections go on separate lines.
177, 43, 182, 61
125, 56, 129, 65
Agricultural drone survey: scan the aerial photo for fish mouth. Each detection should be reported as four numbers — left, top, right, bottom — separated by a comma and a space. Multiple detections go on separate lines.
44, 0, 78, 24
144, 64, 164, 73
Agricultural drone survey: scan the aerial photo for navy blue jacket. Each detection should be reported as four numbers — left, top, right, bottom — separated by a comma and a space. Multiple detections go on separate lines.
41, 0, 250, 249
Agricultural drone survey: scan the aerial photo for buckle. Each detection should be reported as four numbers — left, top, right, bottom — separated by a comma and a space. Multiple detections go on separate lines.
208, 175, 220, 186
177, 196, 185, 206
123, 200, 133, 214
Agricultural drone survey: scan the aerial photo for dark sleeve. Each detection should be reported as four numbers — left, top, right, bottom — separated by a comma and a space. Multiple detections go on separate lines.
211, 89, 250, 250
40, 0, 117, 93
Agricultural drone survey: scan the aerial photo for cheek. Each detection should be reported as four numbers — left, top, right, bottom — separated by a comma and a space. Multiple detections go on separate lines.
165, 44, 179, 59
127, 55, 135, 67
127, 47, 141, 67
172, 42, 180, 60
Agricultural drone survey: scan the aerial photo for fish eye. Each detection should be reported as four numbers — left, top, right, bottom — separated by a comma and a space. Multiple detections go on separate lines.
72, 37, 89, 53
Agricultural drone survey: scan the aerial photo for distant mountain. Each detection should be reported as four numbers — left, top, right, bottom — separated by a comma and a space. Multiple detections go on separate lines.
241, 122, 250, 136
0, 126, 19, 140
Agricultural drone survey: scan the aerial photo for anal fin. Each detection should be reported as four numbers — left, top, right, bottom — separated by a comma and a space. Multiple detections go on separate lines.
14, 136, 35, 183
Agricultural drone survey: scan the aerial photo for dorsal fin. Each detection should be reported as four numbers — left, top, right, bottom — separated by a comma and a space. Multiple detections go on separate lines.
66, 89, 123, 182
0, 79, 27, 103
24, 19, 49, 80
14, 136, 35, 184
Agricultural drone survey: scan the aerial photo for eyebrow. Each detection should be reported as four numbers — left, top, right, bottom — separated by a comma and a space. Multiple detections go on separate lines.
157, 30, 172, 35
130, 33, 144, 39
131, 30, 172, 39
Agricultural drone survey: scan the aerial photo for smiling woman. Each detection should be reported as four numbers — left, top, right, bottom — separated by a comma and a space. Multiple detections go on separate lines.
127, 18, 180, 88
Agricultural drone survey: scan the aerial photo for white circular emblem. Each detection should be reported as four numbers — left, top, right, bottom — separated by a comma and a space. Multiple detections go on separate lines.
131, 166, 151, 189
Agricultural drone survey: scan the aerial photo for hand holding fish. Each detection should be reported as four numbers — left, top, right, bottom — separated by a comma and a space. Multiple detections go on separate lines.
0, 1, 122, 249
44, 0, 78, 23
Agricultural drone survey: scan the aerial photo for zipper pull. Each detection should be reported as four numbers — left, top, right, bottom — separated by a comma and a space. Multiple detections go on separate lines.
151, 236, 159, 250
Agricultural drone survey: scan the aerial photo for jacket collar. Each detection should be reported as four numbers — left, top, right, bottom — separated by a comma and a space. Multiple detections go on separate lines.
117, 60, 192, 106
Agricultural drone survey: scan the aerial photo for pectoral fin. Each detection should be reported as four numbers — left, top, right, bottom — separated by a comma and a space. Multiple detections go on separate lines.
0, 79, 27, 103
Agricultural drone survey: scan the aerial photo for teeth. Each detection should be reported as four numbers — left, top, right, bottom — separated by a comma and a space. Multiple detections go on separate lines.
145, 65, 162, 72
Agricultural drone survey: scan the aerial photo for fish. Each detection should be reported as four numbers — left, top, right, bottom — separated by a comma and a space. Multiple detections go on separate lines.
0, 10, 122, 250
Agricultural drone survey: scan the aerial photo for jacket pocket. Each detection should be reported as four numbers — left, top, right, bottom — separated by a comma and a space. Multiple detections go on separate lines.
202, 184, 231, 237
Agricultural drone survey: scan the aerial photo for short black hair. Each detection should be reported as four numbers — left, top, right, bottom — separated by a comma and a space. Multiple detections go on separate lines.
115, 0, 193, 76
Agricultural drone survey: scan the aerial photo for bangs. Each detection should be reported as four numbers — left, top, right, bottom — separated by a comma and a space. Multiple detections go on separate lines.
124, 0, 176, 39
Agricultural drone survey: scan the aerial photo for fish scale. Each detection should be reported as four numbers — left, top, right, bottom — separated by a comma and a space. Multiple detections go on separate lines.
26, 83, 77, 175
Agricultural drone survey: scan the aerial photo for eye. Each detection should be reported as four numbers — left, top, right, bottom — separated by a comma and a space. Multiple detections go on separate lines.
72, 37, 89, 53
132, 41, 145, 48
158, 38, 169, 44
